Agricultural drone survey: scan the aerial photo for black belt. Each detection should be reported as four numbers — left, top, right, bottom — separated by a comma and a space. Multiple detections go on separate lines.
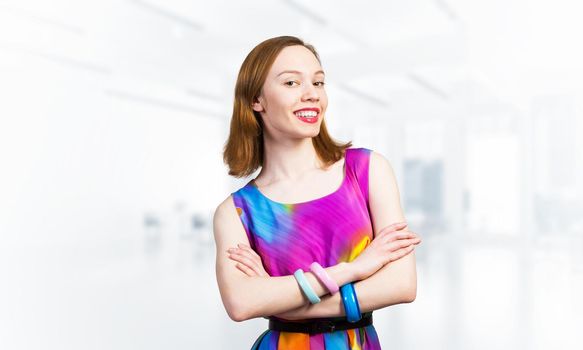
268, 312, 373, 335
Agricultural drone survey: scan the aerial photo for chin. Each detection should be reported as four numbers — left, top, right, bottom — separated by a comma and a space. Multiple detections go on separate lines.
307, 123, 322, 132
307, 129, 321, 138
292, 128, 320, 140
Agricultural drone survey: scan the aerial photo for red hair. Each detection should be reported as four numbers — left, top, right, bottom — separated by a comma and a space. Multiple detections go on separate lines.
223, 35, 352, 178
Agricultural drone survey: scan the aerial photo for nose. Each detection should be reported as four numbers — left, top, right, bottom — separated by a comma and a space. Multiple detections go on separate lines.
301, 83, 320, 102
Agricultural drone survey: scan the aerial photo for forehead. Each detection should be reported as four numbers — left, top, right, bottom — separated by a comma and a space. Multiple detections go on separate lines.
269, 45, 322, 77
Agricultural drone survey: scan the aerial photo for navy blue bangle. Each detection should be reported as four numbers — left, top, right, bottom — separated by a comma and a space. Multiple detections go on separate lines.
340, 283, 362, 323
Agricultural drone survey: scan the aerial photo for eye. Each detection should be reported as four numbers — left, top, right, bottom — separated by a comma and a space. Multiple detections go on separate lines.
284, 81, 299, 86
314, 81, 326, 87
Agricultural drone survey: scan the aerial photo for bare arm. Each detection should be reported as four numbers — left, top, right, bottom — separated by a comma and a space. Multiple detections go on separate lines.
217, 152, 419, 321
273, 245, 416, 320
361, 151, 418, 304
213, 195, 358, 322
275, 152, 418, 319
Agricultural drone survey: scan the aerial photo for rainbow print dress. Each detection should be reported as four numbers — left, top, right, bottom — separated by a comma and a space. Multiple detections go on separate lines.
231, 147, 381, 349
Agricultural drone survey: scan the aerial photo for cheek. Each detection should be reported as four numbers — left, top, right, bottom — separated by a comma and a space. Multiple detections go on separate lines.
267, 89, 295, 111
320, 92, 329, 109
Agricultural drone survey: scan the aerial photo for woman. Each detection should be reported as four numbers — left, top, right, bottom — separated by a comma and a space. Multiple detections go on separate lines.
213, 36, 421, 349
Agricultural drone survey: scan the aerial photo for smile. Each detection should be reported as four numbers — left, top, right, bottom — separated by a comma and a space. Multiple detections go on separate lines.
293, 108, 320, 124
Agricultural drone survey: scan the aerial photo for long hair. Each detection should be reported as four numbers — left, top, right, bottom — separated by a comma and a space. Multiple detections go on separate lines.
223, 35, 352, 178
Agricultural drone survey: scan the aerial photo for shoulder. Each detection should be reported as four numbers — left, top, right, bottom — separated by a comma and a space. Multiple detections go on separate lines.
345, 147, 390, 169
214, 193, 239, 223
368, 151, 400, 201
366, 151, 406, 234
213, 195, 238, 235
213, 192, 254, 249
369, 150, 394, 178
347, 147, 388, 174
214, 182, 251, 218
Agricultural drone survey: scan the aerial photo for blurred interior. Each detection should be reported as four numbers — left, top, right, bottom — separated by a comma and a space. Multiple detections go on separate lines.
0, 0, 582, 349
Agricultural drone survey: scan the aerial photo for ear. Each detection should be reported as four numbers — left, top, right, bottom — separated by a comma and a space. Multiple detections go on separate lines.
251, 96, 264, 113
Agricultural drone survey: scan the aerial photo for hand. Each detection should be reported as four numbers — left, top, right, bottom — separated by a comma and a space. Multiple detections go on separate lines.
226, 243, 268, 277
349, 222, 421, 281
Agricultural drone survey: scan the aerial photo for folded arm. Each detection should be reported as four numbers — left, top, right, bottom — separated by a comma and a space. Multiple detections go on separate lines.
276, 151, 418, 320
274, 249, 416, 320
214, 195, 360, 322
216, 152, 419, 321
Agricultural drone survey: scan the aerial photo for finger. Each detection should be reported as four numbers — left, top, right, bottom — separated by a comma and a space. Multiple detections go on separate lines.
380, 222, 408, 234
377, 222, 409, 237
390, 221, 408, 228
393, 232, 421, 243
403, 237, 421, 246
229, 252, 263, 273
227, 252, 246, 264
390, 245, 416, 262
387, 238, 420, 251
375, 232, 416, 247
238, 244, 261, 258
405, 231, 419, 239
230, 247, 255, 260
235, 264, 253, 277
413, 234, 422, 243
235, 263, 257, 277
237, 247, 262, 263
383, 231, 417, 241
228, 252, 255, 267
229, 252, 259, 268
230, 254, 261, 276
399, 245, 416, 257
236, 247, 266, 270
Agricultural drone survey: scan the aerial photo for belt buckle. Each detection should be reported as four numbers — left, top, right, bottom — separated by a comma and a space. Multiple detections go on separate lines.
311, 320, 336, 335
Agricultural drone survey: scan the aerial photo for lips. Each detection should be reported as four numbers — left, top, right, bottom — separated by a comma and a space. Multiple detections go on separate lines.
294, 107, 320, 124
293, 107, 321, 114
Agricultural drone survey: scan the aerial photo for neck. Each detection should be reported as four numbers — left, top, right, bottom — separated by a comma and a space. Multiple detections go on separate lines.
256, 136, 323, 185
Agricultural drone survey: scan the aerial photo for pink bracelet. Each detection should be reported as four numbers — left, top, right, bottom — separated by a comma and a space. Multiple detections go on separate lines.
309, 262, 339, 295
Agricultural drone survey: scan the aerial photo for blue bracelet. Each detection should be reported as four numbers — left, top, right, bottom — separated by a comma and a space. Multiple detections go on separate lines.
294, 269, 321, 304
340, 283, 362, 322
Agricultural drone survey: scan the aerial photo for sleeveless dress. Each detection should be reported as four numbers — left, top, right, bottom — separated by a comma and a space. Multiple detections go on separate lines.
231, 147, 382, 350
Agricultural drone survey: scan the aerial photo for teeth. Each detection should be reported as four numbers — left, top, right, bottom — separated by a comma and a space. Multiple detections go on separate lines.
294, 111, 318, 118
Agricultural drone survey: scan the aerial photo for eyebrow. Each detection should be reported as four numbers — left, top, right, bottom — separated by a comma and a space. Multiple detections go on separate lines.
276, 70, 325, 77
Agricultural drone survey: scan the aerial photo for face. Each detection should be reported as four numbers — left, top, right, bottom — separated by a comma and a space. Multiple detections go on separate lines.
252, 45, 328, 140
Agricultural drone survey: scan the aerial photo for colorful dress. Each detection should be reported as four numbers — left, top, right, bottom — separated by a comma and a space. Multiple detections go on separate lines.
231, 147, 381, 350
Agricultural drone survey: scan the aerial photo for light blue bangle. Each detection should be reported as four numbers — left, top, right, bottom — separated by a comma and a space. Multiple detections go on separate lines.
293, 268, 321, 304
340, 283, 362, 322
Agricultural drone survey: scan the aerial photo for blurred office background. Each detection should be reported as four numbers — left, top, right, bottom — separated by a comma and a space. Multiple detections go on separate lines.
1, 0, 582, 349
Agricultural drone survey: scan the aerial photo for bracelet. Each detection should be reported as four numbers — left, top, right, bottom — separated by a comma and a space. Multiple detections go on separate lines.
309, 262, 339, 295
293, 269, 321, 304
340, 283, 362, 322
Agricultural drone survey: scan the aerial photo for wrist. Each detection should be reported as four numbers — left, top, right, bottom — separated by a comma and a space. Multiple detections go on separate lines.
326, 261, 357, 286
344, 261, 361, 281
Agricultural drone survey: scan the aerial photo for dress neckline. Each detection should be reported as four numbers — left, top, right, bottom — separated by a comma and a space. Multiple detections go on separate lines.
248, 151, 349, 206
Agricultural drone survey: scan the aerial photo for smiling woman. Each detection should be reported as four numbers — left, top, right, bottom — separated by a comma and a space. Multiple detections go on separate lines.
250, 44, 328, 142
214, 36, 421, 350
222, 36, 345, 179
